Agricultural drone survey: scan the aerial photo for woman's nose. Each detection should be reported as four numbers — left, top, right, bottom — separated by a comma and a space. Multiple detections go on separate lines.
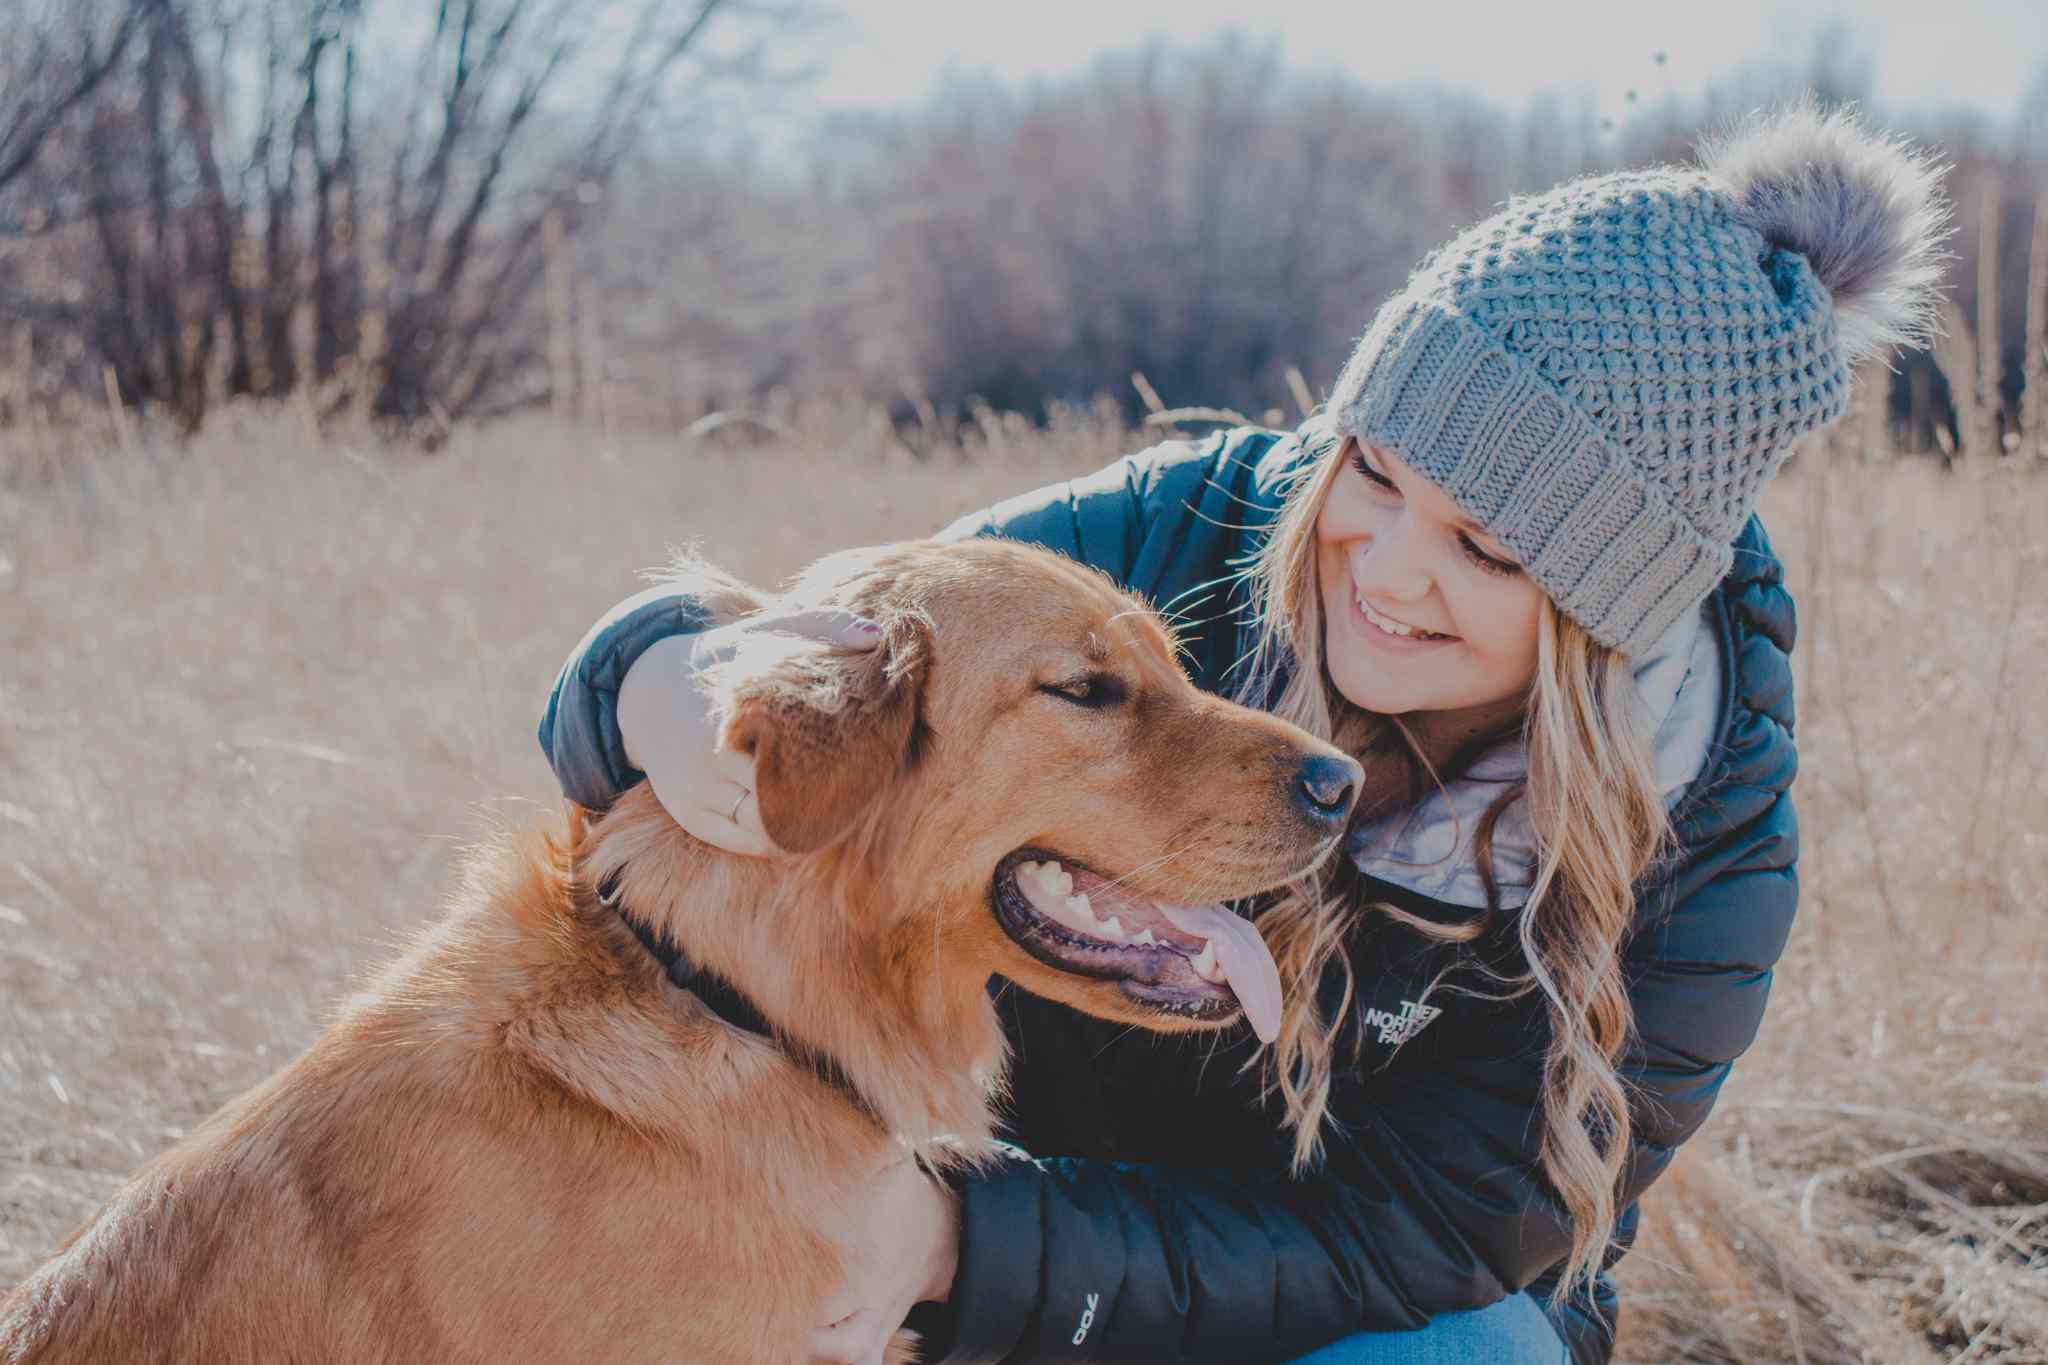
1352, 517, 1432, 602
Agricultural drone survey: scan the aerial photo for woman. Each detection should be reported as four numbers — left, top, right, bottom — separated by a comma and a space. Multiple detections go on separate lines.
537, 100, 1951, 1363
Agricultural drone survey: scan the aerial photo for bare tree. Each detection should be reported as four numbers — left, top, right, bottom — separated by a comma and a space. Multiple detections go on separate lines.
846, 37, 1502, 420
5, 0, 819, 429
0, 0, 152, 200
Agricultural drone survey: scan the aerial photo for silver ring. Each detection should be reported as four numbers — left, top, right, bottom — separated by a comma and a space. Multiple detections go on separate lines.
729, 788, 751, 823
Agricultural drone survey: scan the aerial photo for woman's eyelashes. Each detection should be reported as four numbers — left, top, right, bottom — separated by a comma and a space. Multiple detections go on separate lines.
1350, 447, 1396, 491
1458, 532, 1522, 577
1350, 447, 1523, 578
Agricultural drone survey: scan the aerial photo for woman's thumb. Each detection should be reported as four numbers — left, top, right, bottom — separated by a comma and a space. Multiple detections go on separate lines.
829, 613, 886, 649
749, 606, 884, 651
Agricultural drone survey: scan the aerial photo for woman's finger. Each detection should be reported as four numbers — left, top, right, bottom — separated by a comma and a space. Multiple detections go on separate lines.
723, 783, 771, 844
682, 805, 780, 859
685, 778, 776, 855
702, 752, 771, 843
643, 745, 769, 855
704, 743, 758, 792
746, 606, 884, 650
806, 1307, 884, 1364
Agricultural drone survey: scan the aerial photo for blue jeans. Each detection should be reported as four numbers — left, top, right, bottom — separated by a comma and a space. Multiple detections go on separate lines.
1284, 1292, 1570, 1364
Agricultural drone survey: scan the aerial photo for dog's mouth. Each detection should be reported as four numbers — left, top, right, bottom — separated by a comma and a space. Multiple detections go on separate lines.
990, 849, 1283, 1043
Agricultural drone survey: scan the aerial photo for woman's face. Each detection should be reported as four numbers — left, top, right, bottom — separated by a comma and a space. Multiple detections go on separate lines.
1314, 436, 1544, 730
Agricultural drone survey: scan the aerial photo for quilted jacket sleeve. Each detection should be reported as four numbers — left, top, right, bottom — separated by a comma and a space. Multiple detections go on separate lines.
536, 588, 720, 811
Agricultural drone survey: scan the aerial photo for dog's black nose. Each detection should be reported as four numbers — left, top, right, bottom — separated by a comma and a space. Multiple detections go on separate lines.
1295, 754, 1362, 827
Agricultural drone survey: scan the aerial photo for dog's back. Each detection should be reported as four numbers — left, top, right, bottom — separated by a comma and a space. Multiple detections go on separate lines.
1, 817, 879, 1364
2, 1065, 452, 1363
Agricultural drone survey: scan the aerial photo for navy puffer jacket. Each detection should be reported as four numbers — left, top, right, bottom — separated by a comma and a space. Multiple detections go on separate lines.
538, 424, 1800, 1364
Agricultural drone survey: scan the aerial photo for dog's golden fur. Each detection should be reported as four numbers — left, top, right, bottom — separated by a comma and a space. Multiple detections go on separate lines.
0, 540, 1355, 1364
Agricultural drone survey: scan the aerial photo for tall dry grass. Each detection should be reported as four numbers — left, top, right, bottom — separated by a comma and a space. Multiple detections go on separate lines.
1613, 415, 2048, 1363
0, 394, 2043, 1361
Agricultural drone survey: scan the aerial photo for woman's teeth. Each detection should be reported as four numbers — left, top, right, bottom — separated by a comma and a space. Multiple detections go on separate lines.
1354, 589, 1447, 641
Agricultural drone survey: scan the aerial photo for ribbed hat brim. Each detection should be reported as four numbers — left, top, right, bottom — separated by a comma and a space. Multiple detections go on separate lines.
1328, 298, 1733, 657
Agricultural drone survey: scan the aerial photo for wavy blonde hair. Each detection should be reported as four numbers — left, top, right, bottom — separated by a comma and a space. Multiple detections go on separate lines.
1233, 420, 1670, 1297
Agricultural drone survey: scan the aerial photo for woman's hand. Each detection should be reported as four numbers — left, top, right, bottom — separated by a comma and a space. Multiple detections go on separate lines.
807, 1156, 959, 1365
616, 607, 880, 856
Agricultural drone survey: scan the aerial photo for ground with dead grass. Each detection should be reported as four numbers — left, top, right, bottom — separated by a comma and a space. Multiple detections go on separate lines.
2, 400, 2043, 1361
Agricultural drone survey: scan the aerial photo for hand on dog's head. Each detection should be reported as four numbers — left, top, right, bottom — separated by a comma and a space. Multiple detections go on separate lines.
713, 611, 930, 855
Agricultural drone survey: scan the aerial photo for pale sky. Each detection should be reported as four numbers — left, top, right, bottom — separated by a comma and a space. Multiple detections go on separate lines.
809, 0, 2045, 128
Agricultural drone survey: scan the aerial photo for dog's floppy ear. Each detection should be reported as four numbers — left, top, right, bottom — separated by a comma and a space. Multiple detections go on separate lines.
721, 619, 928, 854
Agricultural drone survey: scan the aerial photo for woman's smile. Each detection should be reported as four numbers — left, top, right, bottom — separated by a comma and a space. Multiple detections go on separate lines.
1345, 581, 1458, 652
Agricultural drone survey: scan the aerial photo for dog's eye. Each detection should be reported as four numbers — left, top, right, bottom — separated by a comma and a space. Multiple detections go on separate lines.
1039, 673, 1126, 709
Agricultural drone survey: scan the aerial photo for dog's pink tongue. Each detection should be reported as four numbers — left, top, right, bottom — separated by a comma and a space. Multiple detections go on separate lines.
1155, 903, 1283, 1045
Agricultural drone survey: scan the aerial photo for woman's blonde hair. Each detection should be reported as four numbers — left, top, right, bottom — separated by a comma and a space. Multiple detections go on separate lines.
1234, 420, 1671, 1298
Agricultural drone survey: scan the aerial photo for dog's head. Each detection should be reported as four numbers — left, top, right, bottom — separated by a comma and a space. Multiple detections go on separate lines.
712, 539, 1360, 1044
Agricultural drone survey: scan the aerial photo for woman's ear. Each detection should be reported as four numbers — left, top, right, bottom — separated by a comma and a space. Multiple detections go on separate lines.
719, 619, 928, 853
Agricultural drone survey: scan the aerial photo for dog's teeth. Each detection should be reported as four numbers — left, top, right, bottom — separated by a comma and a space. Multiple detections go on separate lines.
1100, 915, 1125, 941
1053, 870, 1074, 896
1064, 894, 1092, 923
1131, 928, 1157, 947
1190, 940, 1222, 982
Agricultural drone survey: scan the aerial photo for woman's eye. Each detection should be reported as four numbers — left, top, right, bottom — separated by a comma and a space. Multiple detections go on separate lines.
1347, 438, 1518, 576
1350, 447, 1398, 493
1040, 674, 1126, 709
1458, 532, 1522, 578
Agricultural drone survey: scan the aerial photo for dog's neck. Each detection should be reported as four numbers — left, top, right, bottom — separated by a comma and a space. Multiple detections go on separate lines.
603, 873, 886, 1127
583, 789, 1008, 1162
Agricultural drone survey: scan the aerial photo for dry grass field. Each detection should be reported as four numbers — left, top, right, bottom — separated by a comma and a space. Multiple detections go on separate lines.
2, 397, 2044, 1361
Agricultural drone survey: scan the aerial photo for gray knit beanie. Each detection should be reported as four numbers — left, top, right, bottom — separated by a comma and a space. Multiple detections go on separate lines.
1325, 97, 1954, 656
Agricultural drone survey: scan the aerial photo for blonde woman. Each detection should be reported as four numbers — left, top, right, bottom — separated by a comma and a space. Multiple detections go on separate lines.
538, 100, 1951, 1364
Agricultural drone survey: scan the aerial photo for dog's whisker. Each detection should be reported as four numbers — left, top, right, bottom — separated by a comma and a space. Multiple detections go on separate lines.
1091, 1021, 1147, 1062
1089, 844, 1199, 898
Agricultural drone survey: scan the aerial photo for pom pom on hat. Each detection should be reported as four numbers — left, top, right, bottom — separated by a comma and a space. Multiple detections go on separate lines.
1695, 93, 1957, 364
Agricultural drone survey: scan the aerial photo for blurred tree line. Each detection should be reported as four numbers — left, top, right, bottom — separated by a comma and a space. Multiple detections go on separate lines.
1, 4, 2044, 456
0, 0, 820, 430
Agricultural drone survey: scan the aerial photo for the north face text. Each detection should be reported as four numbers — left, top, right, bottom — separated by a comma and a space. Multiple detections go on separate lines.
1362, 999, 1441, 1046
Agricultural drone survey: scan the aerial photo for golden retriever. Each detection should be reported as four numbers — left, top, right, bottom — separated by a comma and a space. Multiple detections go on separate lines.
0, 539, 1362, 1364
